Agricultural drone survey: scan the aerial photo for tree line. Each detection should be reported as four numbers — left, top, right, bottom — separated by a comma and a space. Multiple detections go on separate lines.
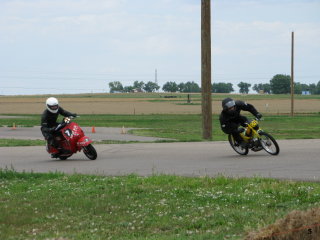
109, 74, 320, 94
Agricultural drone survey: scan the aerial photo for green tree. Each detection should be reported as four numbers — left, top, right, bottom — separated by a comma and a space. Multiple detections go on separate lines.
253, 83, 271, 94
238, 82, 251, 94
109, 81, 123, 93
123, 86, 134, 93
270, 74, 291, 94
162, 82, 178, 92
212, 82, 234, 93
294, 82, 310, 94
310, 81, 320, 94
308, 83, 317, 94
178, 83, 185, 92
143, 81, 160, 92
180, 81, 200, 93
133, 81, 145, 92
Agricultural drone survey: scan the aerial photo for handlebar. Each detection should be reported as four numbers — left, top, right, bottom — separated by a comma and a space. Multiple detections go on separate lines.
54, 116, 78, 132
54, 123, 65, 132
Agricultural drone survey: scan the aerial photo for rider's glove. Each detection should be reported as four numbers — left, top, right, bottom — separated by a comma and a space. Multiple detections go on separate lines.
255, 112, 262, 120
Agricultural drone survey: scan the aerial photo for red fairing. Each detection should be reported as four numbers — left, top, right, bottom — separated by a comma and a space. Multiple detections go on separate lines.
60, 122, 85, 153
61, 122, 84, 140
46, 120, 94, 158
77, 136, 93, 148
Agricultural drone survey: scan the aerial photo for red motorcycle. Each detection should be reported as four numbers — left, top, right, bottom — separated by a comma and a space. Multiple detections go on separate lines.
47, 117, 97, 160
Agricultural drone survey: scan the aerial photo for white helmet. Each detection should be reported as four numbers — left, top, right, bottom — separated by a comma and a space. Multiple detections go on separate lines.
46, 97, 59, 113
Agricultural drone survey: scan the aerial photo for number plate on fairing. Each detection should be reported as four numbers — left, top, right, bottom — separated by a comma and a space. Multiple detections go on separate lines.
64, 129, 73, 138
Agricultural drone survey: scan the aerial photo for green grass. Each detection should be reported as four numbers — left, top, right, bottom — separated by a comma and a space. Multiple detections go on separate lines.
1, 170, 320, 240
1, 114, 320, 146
0, 139, 45, 147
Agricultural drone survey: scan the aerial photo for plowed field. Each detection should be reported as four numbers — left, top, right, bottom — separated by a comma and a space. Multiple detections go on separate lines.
0, 96, 319, 114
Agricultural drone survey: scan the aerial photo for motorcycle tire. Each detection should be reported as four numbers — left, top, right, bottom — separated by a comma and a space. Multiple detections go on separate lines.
83, 144, 97, 160
259, 132, 280, 155
228, 134, 249, 155
59, 156, 69, 160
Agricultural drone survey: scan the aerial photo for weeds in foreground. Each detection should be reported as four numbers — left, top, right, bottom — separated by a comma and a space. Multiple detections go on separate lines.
1, 170, 320, 240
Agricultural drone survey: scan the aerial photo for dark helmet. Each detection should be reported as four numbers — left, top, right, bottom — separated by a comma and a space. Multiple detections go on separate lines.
222, 98, 236, 111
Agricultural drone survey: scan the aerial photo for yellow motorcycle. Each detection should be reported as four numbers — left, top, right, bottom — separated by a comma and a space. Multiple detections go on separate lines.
228, 118, 280, 155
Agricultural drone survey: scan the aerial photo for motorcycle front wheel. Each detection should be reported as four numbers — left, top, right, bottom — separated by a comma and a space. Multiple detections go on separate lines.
259, 132, 280, 155
228, 134, 249, 155
83, 144, 97, 160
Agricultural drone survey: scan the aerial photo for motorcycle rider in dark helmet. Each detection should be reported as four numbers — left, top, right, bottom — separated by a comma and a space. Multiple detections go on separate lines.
41, 97, 77, 157
219, 98, 262, 148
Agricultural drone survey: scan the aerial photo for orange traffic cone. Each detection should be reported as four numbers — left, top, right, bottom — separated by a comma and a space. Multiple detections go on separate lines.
12, 123, 16, 130
91, 126, 96, 133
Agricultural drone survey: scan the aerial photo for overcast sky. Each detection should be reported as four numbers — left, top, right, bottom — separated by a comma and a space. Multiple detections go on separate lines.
0, 0, 319, 95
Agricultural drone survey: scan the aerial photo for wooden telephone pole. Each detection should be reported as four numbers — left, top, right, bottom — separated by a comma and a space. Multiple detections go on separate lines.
290, 32, 294, 117
201, 0, 212, 140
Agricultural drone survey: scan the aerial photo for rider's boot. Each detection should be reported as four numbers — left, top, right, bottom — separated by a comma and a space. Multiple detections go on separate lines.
235, 140, 247, 148
239, 141, 248, 149
51, 152, 59, 158
232, 132, 247, 148
48, 143, 59, 158
57, 147, 71, 155
51, 148, 70, 158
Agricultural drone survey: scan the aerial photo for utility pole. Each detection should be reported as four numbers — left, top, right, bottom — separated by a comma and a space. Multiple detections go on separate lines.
291, 32, 294, 117
155, 68, 158, 85
201, 0, 212, 140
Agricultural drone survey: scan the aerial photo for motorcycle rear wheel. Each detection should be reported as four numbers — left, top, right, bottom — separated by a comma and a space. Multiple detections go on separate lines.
228, 134, 249, 155
259, 132, 280, 155
83, 144, 97, 160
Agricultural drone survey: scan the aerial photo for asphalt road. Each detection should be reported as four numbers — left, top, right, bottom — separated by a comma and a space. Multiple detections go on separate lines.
1, 139, 319, 181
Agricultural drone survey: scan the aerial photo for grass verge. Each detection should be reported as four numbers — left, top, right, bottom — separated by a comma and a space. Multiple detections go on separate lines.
0, 139, 45, 147
0, 114, 319, 146
1, 170, 320, 240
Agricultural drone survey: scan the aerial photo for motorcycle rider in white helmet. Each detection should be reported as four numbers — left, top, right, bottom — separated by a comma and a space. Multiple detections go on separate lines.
41, 97, 77, 158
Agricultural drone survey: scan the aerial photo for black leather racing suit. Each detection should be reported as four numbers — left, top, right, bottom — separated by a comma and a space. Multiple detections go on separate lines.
40, 107, 76, 148
219, 100, 259, 144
